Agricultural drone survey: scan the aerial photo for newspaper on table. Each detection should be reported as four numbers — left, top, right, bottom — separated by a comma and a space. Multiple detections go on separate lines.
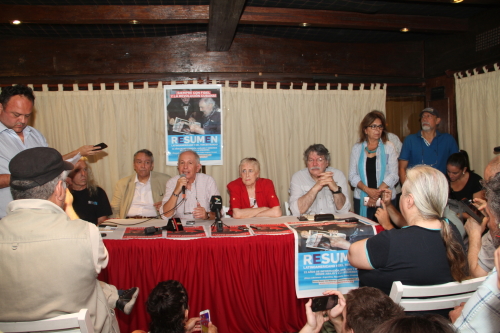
249, 223, 293, 235
166, 226, 207, 239
287, 220, 377, 298
123, 227, 163, 239
210, 225, 253, 237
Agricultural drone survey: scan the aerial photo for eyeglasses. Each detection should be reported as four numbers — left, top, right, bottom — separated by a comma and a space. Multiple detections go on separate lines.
367, 125, 384, 130
307, 158, 325, 163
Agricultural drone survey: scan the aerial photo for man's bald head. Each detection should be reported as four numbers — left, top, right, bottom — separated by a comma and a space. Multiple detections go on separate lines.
485, 156, 500, 180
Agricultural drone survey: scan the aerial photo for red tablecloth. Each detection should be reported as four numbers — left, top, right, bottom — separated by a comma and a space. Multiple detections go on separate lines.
99, 235, 308, 333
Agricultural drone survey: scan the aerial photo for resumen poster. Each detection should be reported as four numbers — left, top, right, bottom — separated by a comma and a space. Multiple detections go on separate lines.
164, 84, 223, 165
288, 221, 376, 298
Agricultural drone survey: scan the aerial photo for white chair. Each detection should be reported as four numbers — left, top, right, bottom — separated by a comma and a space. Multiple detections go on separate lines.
389, 277, 486, 311
222, 205, 230, 218
284, 202, 292, 216
0, 309, 92, 333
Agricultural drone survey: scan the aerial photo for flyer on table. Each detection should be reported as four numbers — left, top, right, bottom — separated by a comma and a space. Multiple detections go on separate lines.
288, 221, 377, 298
164, 84, 223, 165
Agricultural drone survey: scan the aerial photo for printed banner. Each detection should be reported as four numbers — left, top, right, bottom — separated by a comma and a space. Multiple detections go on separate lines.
164, 84, 223, 165
288, 221, 377, 298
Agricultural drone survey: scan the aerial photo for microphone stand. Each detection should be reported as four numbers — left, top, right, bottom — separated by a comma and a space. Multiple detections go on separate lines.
210, 207, 228, 232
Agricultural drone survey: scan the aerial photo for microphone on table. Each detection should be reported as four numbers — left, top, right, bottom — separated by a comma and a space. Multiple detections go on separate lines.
210, 195, 223, 232
179, 174, 186, 198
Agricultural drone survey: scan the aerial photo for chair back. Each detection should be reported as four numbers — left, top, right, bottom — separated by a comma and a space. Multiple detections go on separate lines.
0, 309, 92, 333
284, 202, 292, 216
389, 277, 486, 311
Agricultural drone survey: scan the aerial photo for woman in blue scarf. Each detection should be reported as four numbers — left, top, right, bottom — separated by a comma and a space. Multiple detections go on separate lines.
349, 111, 399, 220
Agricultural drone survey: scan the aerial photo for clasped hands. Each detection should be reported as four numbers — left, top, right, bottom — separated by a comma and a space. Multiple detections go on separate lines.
314, 172, 339, 192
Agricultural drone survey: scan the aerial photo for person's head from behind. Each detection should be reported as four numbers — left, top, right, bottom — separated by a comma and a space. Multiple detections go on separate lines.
372, 315, 456, 333
147, 280, 189, 333
343, 287, 405, 333
0, 84, 36, 133
446, 150, 471, 182
9, 147, 74, 207
401, 165, 467, 281
483, 172, 500, 248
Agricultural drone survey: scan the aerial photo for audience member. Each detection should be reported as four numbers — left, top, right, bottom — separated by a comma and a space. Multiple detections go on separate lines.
161, 150, 220, 220
464, 156, 500, 277
299, 287, 405, 333
134, 280, 217, 333
349, 111, 398, 219
398, 107, 458, 184
111, 149, 170, 219
373, 315, 456, 333
0, 84, 101, 218
0, 147, 138, 333
289, 144, 350, 216
227, 157, 281, 218
188, 97, 221, 135
349, 165, 467, 295
67, 157, 112, 225
451, 246, 500, 332
447, 151, 484, 201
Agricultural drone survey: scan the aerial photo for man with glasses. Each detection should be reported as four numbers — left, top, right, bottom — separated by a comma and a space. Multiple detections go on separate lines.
160, 150, 220, 220
289, 144, 350, 216
398, 107, 458, 184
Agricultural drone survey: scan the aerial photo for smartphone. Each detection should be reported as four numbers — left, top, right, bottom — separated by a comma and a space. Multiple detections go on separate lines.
200, 309, 210, 333
363, 197, 381, 207
93, 142, 108, 151
459, 198, 484, 223
311, 295, 339, 312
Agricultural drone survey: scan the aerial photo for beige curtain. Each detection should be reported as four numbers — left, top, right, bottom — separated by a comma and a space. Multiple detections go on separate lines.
32, 81, 386, 212
455, 64, 500, 177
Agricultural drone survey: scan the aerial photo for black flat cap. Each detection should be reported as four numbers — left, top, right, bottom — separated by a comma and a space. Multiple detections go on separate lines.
9, 147, 74, 190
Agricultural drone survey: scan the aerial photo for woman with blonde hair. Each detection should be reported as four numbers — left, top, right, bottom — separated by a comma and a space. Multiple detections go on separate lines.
348, 165, 467, 295
227, 157, 281, 218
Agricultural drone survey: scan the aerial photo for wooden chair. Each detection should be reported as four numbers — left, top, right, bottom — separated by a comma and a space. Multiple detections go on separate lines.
389, 277, 486, 311
0, 309, 92, 333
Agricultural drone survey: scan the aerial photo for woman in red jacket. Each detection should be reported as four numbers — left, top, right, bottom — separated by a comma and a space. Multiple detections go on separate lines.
227, 157, 282, 218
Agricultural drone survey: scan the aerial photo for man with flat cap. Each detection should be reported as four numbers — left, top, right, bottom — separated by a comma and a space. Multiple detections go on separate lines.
398, 107, 458, 184
0, 147, 138, 333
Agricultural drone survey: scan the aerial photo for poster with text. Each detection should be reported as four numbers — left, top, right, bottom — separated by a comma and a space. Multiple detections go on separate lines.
164, 84, 223, 165
287, 221, 377, 298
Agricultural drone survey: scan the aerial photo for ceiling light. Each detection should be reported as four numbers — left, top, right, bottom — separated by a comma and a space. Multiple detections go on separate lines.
11, 20, 21, 25
129, 20, 140, 25
452, 0, 464, 3
300, 23, 310, 27
400, 27, 409, 32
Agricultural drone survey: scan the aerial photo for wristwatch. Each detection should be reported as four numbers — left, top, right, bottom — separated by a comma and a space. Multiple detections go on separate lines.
331, 186, 342, 194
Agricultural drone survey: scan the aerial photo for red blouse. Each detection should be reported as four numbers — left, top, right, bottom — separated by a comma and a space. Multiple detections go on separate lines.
226, 178, 280, 216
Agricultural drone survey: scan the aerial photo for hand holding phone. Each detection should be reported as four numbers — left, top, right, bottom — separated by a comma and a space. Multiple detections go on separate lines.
311, 295, 338, 312
200, 309, 210, 333
93, 142, 108, 151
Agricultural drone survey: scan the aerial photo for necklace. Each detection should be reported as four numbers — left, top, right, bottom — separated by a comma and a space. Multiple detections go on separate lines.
365, 146, 378, 154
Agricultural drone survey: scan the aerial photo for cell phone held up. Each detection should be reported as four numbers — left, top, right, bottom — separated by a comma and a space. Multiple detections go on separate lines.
200, 309, 210, 333
93, 142, 108, 151
311, 295, 339, 312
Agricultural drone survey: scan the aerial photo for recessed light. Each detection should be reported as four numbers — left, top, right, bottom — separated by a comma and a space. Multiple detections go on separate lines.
129, 20, 140, 25
300, 23, 310, 27
452, 0, 463, 3
400, 27, 409, 32
11, 20, 21, 25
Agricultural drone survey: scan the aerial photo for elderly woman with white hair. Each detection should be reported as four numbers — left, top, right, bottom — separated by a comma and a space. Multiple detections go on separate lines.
227, 157, 282, 219
348, 165, 468, 295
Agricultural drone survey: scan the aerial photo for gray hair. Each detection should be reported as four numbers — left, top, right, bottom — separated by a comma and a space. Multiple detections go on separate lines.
11, 171, 68, 200
303, 144, 331, 164
402, 165, 448, 219
199, 97, 216, 108
484, 171, 500, 224
178, 149, 200, 165
134, 149, 154, 163
239, 157, 260, 173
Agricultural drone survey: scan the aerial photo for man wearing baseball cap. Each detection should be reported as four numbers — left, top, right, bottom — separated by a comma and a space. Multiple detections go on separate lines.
0, 147, 138, 333
398, 107, 458, 184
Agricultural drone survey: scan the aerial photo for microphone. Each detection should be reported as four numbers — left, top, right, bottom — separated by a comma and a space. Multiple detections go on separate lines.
179, 174, 186, 197
210, 195, 223, 232
494, 146, 500, 154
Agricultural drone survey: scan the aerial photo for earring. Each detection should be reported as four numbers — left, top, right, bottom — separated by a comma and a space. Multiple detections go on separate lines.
463, 171, 465, 175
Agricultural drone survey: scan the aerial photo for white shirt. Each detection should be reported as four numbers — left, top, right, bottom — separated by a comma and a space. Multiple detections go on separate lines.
126, 173, 157, 217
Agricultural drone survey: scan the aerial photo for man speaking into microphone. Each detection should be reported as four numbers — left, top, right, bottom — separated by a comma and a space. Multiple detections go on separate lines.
160, 150, 220, 220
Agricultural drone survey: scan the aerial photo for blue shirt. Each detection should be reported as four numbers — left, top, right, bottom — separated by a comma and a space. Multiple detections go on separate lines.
0, 123, 48, 217
399, 130, 458, 174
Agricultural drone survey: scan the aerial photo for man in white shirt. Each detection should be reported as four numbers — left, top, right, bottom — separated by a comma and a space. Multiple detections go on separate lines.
160, 150, 220, 220
111, 149, 171, 218
289, 144, 350, 216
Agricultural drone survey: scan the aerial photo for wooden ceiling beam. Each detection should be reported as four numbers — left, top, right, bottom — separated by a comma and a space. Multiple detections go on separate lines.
0, 5, 467, 33
207, 0, 246, 51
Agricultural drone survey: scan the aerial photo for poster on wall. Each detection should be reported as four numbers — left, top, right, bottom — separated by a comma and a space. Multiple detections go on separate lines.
164, 84, 223, 165
287, 220, 376, 298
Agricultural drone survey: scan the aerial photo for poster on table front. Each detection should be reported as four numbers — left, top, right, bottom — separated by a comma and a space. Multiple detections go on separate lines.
288, 221, 376, 298
164, 84, 223, 165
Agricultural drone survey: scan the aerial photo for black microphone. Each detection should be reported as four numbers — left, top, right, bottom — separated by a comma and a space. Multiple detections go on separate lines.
179, 174, 186, 196
494, 146, 500, 154
210, 195, 223, 232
